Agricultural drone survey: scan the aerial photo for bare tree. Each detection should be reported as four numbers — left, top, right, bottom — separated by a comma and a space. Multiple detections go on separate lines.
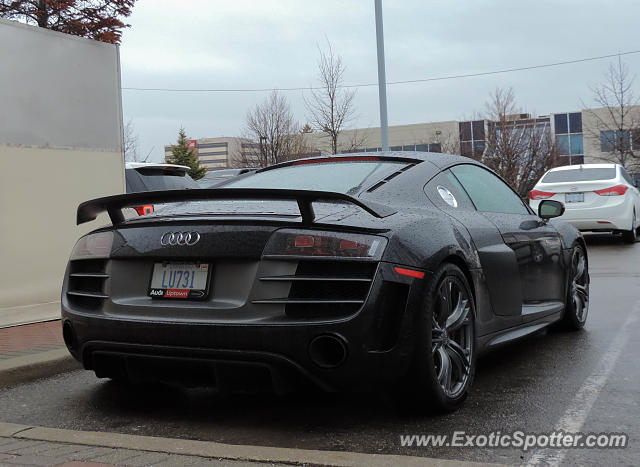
338, 130, 368, 153
123, 119, 140, 162
234, 90, 311, 168
582, 57, 640, 170
483, 87, 560, 196
305, 40, 356, 155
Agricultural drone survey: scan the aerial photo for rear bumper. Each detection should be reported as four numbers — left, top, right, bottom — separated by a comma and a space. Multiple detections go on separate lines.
549, 197, 633, 231
61, 262, 429, 392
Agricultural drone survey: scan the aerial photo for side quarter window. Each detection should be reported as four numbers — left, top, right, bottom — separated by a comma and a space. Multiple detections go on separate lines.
425, 170, 476, 211
450, 164, 529, 215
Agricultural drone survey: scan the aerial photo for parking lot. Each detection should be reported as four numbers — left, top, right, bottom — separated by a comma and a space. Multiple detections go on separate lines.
0, 234, 637, 466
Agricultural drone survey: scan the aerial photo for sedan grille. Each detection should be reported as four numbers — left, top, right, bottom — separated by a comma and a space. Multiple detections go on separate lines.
255, 260, 377, 318
67, 259, 109, 309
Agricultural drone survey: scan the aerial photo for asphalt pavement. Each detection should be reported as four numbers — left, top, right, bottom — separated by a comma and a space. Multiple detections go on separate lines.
0, 234, 638, 466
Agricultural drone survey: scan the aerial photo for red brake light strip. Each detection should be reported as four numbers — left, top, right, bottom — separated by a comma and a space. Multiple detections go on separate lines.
292, 156, 381, 165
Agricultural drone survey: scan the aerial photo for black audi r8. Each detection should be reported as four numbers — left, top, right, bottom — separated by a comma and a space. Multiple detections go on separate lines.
61, 152, 589, 413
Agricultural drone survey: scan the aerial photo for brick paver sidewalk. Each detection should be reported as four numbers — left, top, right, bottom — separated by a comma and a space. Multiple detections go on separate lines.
0, 320, 64, 360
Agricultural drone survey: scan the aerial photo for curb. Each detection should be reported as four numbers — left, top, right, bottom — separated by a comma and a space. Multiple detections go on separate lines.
0, 349, 80, 389
0, 422, 506, 467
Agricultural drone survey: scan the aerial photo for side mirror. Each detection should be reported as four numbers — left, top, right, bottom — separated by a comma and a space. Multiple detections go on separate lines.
538, 199, 565, 220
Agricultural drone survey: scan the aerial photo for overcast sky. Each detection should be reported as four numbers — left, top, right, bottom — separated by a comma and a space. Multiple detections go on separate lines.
119, 0, 640, 162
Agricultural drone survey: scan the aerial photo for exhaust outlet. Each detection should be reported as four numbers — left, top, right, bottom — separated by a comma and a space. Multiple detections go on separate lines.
308, 334, 348, 369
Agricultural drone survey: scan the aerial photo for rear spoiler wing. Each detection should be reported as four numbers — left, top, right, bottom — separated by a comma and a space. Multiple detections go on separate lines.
76, 188, 397, 225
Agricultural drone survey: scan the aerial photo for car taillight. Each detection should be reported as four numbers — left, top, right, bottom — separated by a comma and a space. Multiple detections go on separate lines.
263, 229, 387, 260
595, 185, 628, 196
529, 189, 555, 200
70, 231, 114, 260
133, 205, 154, 215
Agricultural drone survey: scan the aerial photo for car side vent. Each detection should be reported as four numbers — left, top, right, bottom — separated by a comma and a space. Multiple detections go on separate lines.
367, 281, 410, 351
256, 261, 377, 319
67, 259, 109, 309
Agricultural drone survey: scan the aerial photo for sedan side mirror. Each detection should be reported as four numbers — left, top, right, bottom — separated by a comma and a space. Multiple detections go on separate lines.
538, 199, 565, 220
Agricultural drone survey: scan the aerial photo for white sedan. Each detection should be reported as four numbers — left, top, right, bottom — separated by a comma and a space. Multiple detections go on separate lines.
529, 163, 640, 243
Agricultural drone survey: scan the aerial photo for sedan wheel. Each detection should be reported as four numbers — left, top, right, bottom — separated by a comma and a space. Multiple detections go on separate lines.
622, 210, 637, 243
562, 244, 589, 330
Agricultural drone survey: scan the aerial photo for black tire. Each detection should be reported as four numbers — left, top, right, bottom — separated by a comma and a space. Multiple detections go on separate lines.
622, 210, 637, 244
561, 244, 589, 330
400, 263, 476, 414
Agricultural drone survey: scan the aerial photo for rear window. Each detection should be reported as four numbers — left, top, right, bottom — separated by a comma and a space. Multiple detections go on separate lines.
541, 167, 616, 183
126, 168, 199, 193
224, 160, 408, 195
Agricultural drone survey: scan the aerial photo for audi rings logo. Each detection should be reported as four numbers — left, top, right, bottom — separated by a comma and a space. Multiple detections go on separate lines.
160, 231, 201, 246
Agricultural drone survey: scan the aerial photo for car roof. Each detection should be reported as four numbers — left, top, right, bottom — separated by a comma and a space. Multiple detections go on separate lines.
125, 162, 191, 171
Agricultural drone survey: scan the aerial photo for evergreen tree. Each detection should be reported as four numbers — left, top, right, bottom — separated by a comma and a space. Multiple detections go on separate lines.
167, 128, 206, 180
0, 0, 135, 44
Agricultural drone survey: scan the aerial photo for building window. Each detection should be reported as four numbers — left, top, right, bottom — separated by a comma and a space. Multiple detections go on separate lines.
556, 135, 569, 155
570, 134, 584, 155
390, 146, 403, 151
198, 142, 228, 149
459, 120, 486, 159
402, 144, 416, 151
569, 113, 582, 133
429, 143, 442, 153
198, 150, 228, 156
600, 129, 633, 152
460, 141, 472, 157
415, 144, 428, 152
554, 113, 583, 156
459, 122, 472, 142
472, 120, 485, 140
554, 114, 568, 134
633, 129, 640, 151
365, 147, 380, 152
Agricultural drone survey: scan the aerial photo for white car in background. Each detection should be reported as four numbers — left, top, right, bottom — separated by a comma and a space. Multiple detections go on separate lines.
529, 163, 640, 243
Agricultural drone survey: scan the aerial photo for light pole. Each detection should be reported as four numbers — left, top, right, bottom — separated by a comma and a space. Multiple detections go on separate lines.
374, 0, 389, 151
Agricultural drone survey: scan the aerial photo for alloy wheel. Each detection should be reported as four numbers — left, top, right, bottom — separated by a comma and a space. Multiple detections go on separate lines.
570, 247, 589, 323
431, 277, 474, 398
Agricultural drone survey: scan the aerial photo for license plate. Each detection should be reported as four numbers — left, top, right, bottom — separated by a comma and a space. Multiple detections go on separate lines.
148, 263, 210, 299
565, 192, 584, 203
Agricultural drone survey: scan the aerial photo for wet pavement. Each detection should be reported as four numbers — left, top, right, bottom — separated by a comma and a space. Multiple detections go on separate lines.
0, 234, 638, 466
